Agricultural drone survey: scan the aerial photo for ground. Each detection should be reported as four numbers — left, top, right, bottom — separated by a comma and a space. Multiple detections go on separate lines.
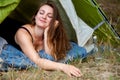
0, 0, 120, 80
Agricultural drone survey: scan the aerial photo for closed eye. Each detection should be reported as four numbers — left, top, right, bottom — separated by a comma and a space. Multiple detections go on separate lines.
48, 14, 53, 18
39, 10, 53, 18
39, 10, 44, 15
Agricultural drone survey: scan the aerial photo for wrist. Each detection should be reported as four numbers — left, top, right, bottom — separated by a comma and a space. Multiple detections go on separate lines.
57, 63, 65, 71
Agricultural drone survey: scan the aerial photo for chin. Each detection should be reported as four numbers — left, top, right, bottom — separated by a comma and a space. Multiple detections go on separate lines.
38, 25, 46, 29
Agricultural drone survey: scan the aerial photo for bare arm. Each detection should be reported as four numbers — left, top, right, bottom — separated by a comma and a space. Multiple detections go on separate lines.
15, 28, 82, 77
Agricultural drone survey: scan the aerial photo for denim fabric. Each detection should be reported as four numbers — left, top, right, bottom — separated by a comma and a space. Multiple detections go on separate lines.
0, 37, 8, 54
0, 44, 37, 69
39, 50, 54, 61
0, 42, 87, 70
59, 42, 87, 63
38, 42, 87, 63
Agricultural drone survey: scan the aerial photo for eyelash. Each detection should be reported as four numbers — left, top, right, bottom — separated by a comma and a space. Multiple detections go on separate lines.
39, 11, 53, 18
40, 11, 44, 14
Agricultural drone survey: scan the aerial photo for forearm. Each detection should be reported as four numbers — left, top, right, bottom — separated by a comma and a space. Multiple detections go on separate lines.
37, 58, 64, 71
37, 58, 82, 77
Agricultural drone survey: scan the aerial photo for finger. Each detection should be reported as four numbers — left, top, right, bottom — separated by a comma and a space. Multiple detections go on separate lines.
54, 20, 59, 28
71, 70, 81, 77
71, 67, 83, 77
75, 68, 83, 75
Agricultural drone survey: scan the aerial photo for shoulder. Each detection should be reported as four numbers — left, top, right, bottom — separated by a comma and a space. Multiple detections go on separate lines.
16, 24, 32, 34
14, 24, 33, 45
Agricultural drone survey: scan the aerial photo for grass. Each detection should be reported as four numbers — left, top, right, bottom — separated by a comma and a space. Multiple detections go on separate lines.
0, 0, 120, 80
0, 46, 120, 80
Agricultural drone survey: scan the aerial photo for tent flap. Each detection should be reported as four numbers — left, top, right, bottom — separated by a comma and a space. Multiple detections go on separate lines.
59, 0, 94, 46
0, 0, 21, 24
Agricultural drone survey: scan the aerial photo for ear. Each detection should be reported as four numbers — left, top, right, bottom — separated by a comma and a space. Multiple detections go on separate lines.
54, 20, 59, 28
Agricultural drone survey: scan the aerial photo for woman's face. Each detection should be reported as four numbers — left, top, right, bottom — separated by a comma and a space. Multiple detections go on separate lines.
35, 4, 53, 29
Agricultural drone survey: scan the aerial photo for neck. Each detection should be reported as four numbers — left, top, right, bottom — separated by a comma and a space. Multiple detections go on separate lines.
34, 25, 44, 40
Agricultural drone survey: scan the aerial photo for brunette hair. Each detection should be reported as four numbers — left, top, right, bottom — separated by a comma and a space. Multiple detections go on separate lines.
31, 0, 71, 61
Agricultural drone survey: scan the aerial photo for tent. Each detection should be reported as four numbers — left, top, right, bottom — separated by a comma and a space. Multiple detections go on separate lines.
0, 0, 120, 52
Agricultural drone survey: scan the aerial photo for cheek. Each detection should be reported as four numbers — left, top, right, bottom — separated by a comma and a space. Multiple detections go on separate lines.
47, 19, 52, 25
35, 16, 38, 23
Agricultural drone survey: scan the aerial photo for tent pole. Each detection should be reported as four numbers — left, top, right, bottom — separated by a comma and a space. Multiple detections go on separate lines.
93, 21, 105, 31
91, 0, 120, 39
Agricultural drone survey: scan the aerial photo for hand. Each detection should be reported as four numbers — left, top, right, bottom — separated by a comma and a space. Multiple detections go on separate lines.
44, 20, 59, 37
54, 20, 59, 28
44, 26, 49, 38
61, 64, 83, 77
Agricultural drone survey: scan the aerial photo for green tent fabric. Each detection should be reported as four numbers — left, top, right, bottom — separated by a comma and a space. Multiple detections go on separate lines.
0, 0, 20, 23
0, 0, 120, 46
72, 0, 120, 45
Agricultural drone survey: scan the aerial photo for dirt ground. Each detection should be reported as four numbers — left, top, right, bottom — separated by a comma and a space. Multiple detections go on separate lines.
0, 0, 120, 80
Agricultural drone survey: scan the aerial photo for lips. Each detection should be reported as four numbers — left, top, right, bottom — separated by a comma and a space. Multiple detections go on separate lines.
39, 19, 46, 23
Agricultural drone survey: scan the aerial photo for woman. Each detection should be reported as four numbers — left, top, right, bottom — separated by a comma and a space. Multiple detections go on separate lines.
0, 0, 87, 77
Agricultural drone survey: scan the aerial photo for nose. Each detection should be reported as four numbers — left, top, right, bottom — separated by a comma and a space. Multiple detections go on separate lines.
42, 14, 47, 19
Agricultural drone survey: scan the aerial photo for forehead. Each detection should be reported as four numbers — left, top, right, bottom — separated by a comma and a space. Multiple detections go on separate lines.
39, 4, 53, 12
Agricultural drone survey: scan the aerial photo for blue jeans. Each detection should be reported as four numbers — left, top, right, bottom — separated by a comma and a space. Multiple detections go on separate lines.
0, 42, 87, 70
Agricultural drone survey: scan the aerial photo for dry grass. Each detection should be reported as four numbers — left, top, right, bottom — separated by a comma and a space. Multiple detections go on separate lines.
96, 0, 120, 34
0, 0, 120, 80
0, 47, 120, 80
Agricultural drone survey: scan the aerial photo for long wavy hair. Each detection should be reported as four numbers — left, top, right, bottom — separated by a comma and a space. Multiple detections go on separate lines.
31, 0, 71, 61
